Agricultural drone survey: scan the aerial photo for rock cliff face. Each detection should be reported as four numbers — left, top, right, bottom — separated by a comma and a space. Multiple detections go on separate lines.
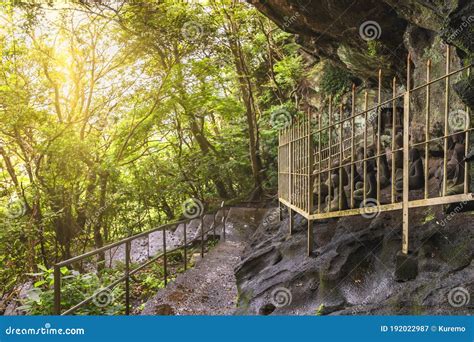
234, 207, 473, 315
240, 0, 474, 315
249, 0, 473, 126
249, 0, 472, 79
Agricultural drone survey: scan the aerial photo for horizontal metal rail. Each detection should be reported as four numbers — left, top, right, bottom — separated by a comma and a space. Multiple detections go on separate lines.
280, 193, 474, 220
54, 202, 229, 315
278, 45, 473, 256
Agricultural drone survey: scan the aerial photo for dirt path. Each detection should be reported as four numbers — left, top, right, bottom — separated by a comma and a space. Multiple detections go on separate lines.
141, 207, 269, 315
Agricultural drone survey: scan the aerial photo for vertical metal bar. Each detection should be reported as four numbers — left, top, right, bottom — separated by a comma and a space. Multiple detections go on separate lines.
308, 117, 314, 255
302, 121, 304, 209
54, 265, 61, 315
443, 46, 450, 196
125, 241, 131, 315
328, 96, 333, 211
300, 121, 303, 209
183, 221, 187, 271
402, 53, 411, 255
302, 120, 304, 209
297, 122, 300, 208
289, 120, 293, 205
299, 121, 302, 209
425, 60, 431, 199
304, 117, 306, 211
308, 116, 313, 214
286, 129, 288, 204
300, 120, 303, 210
363, 92, 368, 204
299, 122, 301, 208
200, 215, 204, 258
303, 121, 305, 209
465, 66, 470, 194
377, 69, 382, 202
298, 123, 305, 209
278, 129, 281, 202
339, 104, 343, 210
295, 123, 298, 207
295, 124, 298, 207
391, 77, 397, 203
306, 117, 309, 212
163, 228, 168, 287
284, 135, 286, 202
318, 112, 322, 213
351, 84, 356, 208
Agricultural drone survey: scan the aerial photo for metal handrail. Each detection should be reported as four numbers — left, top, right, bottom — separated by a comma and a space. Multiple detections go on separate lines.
277, 46, 473, 257
54, 201, 229, 315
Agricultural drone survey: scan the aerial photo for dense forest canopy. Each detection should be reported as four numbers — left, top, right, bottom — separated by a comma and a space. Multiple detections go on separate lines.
0, 0, 306, 299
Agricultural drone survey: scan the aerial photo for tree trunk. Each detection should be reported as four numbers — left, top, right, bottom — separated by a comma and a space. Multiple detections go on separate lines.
94, 173, 108, 270
224, 15, 265, 199
187, 107, 230, 199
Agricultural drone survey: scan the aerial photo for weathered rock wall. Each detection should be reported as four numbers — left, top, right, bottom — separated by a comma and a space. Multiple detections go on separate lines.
249, 0, 472, 76
234, 207, 473, 315
249, 0, 473, 128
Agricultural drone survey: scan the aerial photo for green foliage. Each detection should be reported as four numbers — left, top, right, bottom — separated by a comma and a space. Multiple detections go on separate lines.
207, 237, 219, 249
0, 0, 307, 313
320, 64, 354, 99
19, 266, 125, 315
274, 55, 304, 91
422, 209, 436, 224
132, 263, 167, 299
367, 40, 383, 58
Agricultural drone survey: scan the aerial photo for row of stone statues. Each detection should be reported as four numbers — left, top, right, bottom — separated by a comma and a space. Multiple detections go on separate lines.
313, 131, 467, 211
434, 132, 466, 196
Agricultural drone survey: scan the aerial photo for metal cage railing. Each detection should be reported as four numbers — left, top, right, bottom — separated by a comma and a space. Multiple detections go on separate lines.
53, 202, 229, 315
278, 45, 473, 256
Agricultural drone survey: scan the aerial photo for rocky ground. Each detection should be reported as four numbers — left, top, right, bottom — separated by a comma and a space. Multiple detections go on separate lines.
104, 212, 227, 267
235, 204, 473, 315
141, 207, 269, 315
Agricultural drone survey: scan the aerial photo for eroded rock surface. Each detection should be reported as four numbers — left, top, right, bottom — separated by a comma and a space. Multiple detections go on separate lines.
235, 206, 473, 315
141, 207, 269, 315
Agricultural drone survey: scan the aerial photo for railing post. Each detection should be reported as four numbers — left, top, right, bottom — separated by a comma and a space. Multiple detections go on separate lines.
466, 67, 471, 194
54, 265, 61, 315
402, 53, 411, 255
125, 241, 131, 315
289, 122, 293, 206
183, 222, 187, 271
391, 78, 397, 203
376, 69, 382, 203
163, 228, 168, 287
351, 84, 356, 209
443, 46, 450, 197
200, 215, 205, 258
424, 60, 431, 199
307, 115, 314, 256
278, 129, 281, 208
